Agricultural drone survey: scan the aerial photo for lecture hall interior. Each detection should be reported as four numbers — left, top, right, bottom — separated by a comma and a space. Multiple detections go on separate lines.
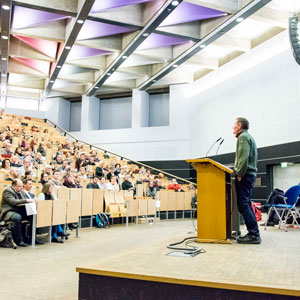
1, 0, 300, 299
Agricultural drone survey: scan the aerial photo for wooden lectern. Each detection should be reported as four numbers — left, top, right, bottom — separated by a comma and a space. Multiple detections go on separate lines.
186, 158, 233, 243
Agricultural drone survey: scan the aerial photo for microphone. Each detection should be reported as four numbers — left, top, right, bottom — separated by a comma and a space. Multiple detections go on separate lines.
216, 138, 224, 155
205, 137, 222, 157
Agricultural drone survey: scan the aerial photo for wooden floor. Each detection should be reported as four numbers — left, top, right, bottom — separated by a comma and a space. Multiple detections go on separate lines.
77, 221, 300, 298
1, 218, 300, 299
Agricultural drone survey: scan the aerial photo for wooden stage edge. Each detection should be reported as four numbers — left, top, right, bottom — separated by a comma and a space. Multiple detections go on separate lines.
76, 267, 300, 297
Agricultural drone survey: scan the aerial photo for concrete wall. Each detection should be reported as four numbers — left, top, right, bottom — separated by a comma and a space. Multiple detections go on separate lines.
189, 31, 300, 158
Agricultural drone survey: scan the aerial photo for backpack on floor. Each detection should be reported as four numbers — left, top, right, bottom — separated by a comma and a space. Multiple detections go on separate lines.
0, 226, 17, 249
95, 213, 109, 228
252, 203, 262, 221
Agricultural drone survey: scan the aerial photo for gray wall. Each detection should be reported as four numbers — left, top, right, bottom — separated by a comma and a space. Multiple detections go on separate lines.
70, 102, 81, 132
149, 93, 169, 127
99, 97, 132, 130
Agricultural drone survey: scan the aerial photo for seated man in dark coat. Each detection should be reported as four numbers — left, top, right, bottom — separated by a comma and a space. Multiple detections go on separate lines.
0, 179, 35, 247
121, 175, 134, 191
86, 176, 100, 189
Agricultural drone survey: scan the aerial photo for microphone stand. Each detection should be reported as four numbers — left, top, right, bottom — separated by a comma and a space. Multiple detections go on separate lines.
216, 139, 224, 155
205, 137, 221, 157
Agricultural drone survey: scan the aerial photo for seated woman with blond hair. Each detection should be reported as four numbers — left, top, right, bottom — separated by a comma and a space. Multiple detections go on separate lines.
37, 183, 70, 243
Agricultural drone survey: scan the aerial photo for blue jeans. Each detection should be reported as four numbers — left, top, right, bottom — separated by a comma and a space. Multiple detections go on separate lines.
236, 174, 260, 237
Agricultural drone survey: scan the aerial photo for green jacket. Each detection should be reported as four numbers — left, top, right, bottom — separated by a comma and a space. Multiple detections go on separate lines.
0, 186, 28, 221
234, 129, 257, 178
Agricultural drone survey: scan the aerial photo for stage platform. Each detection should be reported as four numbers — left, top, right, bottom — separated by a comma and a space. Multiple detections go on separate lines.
77, 225, 300, 300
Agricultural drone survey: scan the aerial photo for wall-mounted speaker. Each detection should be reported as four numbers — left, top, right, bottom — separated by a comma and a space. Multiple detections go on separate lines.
289, 16, 300, 65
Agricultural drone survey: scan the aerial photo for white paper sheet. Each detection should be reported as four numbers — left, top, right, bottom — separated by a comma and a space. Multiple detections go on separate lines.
25, 202, 37, 216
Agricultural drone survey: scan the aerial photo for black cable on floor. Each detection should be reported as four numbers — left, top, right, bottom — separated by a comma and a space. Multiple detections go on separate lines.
167, 236, 206, 254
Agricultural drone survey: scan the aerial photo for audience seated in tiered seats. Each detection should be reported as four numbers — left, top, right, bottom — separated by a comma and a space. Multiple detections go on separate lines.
0, 112, 194, 249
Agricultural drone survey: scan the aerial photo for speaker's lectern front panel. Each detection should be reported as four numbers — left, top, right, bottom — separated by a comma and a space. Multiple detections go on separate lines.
186, 158, 233, 243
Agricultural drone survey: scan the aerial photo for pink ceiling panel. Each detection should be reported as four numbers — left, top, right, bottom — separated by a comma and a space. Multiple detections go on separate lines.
14, 35, 57, 59
14, 57, 50, 74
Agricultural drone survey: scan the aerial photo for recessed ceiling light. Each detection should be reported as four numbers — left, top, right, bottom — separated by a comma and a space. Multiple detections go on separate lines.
173, 64, 178, 68
2, 36, 8, 40
107, 73, 111, 76
50, 80, 54, 83
236, 17, 244, 22
95, 86, 99, 89
200, 45, 206, 48
142, 33, 149, 37
57, 65, 62, 68
77, 19, 84, 24
2, 5, 10, 10
65, 46, 71, 50
1, 73, 6, 77
171, 0, 179, 6
1, 57, 7, 61
153, 80, 157, 82
122, 55, 128, 59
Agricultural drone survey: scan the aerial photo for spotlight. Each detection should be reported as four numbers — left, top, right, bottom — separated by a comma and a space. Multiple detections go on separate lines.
57, 65, 62, 68
122, 55, 128, 59
107, 73, 111, 76
65, 46, 71, 50
2, 5, 10, 10
171, 1, 179, 6
1, 35, 8, 40
77, 20, 84, 24
173, 64, 178, 68
50, 80, 54, 83
142, 33, 149, 37
200, 45, 206, 48
95, 86, 99, 89
1, 57, 7, 61
236, 17, 244, 23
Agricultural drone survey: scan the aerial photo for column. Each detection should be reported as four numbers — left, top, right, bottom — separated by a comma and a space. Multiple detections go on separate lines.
81, 95, 100, 132
132, 89, 149, 128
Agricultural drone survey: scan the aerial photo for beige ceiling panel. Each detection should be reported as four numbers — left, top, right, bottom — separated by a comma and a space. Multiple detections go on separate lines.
90, 4, 143, 27
58, 71, 95, 83
75, 35, 123, 51
15, 0, 78, 14
11, 19, 67, 42
66, 56, 107, 69
157, 21, 201, 40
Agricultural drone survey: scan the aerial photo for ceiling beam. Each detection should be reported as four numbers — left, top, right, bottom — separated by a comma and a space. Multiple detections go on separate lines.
86, 0, 185, 96
137, 0, 272, 91
44, 0, 96, 97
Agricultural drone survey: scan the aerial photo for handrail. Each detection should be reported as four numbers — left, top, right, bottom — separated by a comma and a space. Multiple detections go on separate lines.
44, 118, 196, 186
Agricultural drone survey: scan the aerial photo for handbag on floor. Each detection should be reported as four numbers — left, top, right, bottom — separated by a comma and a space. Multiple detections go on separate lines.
0, 224, 17, 249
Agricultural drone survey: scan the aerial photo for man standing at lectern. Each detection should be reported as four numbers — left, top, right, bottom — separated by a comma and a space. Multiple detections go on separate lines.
233, 117, 261, 244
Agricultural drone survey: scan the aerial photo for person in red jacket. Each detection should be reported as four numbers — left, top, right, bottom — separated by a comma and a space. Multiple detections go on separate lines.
168, 179, 182, 191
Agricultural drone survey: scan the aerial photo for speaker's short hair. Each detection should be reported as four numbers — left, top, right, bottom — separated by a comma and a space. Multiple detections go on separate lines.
236, 117, 249, 130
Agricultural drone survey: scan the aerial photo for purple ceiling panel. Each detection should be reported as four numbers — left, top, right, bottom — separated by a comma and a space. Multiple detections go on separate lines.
77, 20, 133, 40
161, 2, 227, 26
137, 33, 189, 50
91, 0, 153, 12
67, 45, 112, 60
12, 6, 68, 29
